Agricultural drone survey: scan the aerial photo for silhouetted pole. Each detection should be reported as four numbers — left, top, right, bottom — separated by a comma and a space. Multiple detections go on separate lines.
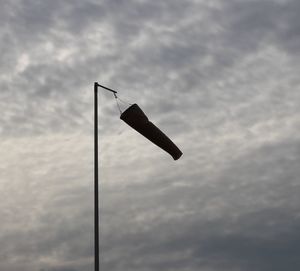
94, 82, 117, 271
94, 82, 99, 271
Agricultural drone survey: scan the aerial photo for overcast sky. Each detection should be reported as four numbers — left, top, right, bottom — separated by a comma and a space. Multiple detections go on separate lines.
1, 0, 300, 270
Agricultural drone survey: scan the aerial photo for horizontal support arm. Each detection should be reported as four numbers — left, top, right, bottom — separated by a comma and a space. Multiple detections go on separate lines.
95, 82, 117, 94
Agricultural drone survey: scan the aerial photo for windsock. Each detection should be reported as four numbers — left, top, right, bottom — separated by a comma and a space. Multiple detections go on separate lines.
120, 104, 182, 160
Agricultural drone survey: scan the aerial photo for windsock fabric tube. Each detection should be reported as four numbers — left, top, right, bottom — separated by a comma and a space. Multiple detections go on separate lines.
120, 104, 183, 160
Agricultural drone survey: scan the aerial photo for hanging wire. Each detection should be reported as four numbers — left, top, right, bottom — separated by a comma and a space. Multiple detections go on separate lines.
113, 93, 133, 115
113, 93, 122, 115
117, 96, 133, 106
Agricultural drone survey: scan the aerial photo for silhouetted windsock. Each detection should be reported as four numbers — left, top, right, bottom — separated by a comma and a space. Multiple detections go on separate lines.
120, 104, 183, 160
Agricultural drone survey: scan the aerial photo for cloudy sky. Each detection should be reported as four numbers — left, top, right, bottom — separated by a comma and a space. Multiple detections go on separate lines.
1, 0, 300, 270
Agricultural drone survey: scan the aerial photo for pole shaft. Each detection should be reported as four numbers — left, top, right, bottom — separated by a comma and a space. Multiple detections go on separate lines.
94, 82, 99, 271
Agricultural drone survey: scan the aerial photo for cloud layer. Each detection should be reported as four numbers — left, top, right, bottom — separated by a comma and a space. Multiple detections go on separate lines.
1, 0, 300, 270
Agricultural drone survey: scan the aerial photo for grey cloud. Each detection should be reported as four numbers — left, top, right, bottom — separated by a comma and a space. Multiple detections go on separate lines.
1, 0, 300, 270
102, 139, 300, 271
0, 135, 93, 271
2, 0, 298, 137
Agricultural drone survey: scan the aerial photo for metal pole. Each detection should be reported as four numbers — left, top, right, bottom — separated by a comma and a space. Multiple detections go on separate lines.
94, 82, 99, 271
93, 82, 117, 271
